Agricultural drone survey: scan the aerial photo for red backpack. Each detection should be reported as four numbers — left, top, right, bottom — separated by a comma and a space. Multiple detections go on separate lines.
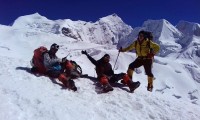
32, 46, 48, 74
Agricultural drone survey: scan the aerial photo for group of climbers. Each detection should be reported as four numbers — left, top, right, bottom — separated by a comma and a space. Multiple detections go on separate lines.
30, 30, 160, 93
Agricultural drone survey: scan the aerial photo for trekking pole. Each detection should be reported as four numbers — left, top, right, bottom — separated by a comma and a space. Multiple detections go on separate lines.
113, 51, 120, 71
66, 53, 71, 59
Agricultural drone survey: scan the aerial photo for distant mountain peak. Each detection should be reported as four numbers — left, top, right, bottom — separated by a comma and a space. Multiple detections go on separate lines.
99, 13, 123, 23
144, 19, 168, 24
142, 19, 182, 36
28, 12, 43, 18
111, 13, 118, 17
178, 20, 199, 26
176, 20, 200, 36
19, 12, 48, 20
12, 13, 50, 28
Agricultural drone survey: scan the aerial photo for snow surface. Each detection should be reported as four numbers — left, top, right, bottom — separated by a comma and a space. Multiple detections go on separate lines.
0, 13, 200, 120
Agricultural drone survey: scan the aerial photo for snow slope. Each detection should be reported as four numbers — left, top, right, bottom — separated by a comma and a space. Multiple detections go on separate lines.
0, 13, 200, 120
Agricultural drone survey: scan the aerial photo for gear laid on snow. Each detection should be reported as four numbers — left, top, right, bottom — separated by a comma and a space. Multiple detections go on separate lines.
61, 58, 82, 78
57, 56, 83, 91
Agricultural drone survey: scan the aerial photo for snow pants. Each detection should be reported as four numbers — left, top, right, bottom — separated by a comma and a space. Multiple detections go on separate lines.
98, 73, 126, 85
128, 57, 154, 77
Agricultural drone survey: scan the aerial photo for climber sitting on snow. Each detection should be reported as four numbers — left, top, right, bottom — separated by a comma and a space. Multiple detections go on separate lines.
43, 43, 62, 77
81, 50, 140, 93
30, 43, 80, 91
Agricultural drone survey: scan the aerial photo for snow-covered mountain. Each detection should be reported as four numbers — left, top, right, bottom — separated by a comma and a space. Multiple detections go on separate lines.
176, 20, 200, 36
175, 21, 200, 61
0, 13, 200, 120
12, 13, 132, 48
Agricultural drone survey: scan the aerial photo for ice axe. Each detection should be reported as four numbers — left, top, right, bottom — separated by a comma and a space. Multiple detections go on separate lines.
113, 51, 120, 71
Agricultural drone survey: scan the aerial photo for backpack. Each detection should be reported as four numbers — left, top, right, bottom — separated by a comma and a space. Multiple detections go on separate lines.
61, 58, 82, 78
32, 46, 48, 73
145, 31, 154, 53
144, 31, 153, 41
70, 60, 82, 75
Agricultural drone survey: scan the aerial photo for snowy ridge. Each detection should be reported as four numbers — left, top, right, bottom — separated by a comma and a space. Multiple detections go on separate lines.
12, 13, 132, 47
174, 22, 200, 81
0, 13, 200, 120
176, 20, 200, 36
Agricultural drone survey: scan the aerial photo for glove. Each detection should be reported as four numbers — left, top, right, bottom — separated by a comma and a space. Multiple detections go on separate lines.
119, 47, 123, 52
81, 50, 88, 55
147, 53, 154, 58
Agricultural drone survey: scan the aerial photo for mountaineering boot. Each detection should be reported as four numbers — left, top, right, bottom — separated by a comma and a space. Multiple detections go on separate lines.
58, 74, 77, 91
122, 74, 140, 92
147, 76, 153, 92
30, 67, 38, 73
147, 83, 153, 92
121, 72, 132, 85
121, 69, 134, 84
102, 83, 113, 92
63, 79, 77, 91
99, 75, 113, 92
68, 79, 77, 91
127, 80, 140, 93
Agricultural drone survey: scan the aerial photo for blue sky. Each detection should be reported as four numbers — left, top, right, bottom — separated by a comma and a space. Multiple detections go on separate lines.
0, 0, 199, 27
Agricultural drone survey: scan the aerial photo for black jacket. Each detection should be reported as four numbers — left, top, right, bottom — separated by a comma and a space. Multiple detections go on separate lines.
86, 54, 114, 77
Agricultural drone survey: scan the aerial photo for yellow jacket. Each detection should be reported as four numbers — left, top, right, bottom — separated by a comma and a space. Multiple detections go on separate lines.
121, 39, 160, 57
